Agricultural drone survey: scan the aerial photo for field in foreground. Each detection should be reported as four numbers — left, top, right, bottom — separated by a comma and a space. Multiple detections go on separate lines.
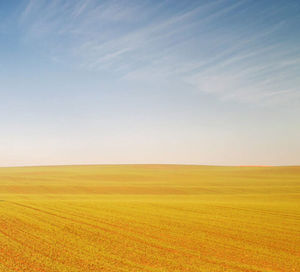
0, 165, 299, 272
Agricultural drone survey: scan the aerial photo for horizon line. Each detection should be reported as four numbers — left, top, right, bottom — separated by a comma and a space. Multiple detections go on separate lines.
0, 163, 299, 169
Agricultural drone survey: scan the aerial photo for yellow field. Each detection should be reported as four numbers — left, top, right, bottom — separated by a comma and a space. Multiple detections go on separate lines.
0, 165, 299, 272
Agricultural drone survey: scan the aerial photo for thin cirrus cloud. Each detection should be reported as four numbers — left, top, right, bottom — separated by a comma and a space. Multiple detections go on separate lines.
15, 0, 300, 106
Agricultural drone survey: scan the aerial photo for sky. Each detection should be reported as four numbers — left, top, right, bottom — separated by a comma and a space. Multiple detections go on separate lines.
0, 0, 300, 166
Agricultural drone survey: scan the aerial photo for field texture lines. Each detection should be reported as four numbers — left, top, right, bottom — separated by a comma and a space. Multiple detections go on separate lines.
0, 165, 299, 271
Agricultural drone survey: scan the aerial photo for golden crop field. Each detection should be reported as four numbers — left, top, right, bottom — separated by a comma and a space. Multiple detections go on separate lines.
0, 165, 299, 272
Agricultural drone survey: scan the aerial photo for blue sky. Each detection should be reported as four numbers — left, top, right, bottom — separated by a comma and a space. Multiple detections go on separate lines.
0, 0, 299, 166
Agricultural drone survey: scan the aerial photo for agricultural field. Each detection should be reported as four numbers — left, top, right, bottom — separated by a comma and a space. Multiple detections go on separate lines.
0, 165, 299, 272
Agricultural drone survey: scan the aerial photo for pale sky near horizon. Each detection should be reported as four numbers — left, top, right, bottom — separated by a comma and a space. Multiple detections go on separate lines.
0, 0, 300, 166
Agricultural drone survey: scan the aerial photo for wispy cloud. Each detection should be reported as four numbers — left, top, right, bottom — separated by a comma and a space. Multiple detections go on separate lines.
16, 0, 300, 106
